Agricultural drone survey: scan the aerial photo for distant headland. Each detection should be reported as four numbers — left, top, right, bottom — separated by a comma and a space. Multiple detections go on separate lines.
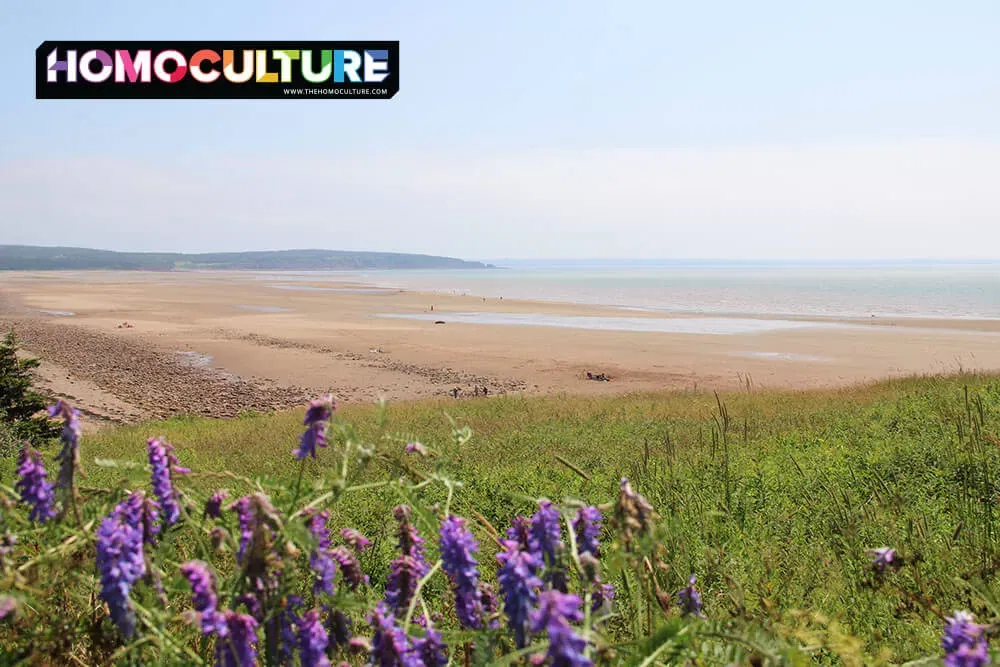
0, 245, 496, 271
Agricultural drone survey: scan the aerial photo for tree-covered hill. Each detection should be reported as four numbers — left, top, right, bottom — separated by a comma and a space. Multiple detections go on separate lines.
0, 246, 495, 271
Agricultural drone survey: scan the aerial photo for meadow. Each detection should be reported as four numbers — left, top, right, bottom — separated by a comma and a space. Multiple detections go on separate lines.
2, 372, 1000, 665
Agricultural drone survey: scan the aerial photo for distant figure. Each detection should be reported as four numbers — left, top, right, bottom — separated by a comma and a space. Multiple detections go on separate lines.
586, 372, 594, 380
451, 387, 459, 399
482, 386, 489, 397
430, 305, 434, 312
474, 385, 480, 396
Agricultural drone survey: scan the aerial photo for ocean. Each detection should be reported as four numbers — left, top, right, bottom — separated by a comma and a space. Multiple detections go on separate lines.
342, 262, 1000, 321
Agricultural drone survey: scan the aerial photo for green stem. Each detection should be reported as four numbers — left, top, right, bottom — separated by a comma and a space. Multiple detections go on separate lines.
287, 459, 307, 514
403, 559, 443, 631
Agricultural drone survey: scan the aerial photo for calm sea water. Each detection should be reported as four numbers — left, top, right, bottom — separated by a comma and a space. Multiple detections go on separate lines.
249, 262, 1000, 320
347, 262, 1000, 320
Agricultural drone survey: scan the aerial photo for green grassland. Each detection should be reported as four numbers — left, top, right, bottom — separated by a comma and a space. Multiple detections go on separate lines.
15, 372, 1000, 662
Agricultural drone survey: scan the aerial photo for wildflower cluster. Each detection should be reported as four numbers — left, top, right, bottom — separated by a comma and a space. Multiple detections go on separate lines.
95, 492, 148, 637
3, 396, 996, 666
15, 444, 56, 523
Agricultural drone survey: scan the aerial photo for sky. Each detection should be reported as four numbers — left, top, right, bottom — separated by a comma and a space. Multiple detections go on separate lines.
1, 1, 999, 261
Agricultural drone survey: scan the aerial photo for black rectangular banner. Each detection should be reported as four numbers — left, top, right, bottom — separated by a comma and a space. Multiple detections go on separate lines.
36, 41, 399, 100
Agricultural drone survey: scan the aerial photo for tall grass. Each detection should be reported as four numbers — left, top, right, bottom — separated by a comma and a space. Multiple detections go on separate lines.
2, 373, 1000, 663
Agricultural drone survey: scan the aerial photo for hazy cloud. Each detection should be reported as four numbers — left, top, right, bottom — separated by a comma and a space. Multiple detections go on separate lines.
2, 140, 998, 259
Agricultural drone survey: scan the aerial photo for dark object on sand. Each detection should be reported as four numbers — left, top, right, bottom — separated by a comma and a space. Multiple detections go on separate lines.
451, 387, 460, 398
586, 372, 612, 382
434, 320, 446, 325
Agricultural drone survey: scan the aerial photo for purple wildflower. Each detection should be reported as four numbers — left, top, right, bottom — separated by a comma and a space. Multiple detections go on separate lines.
497, 540, 543, 648
231, 496, 255, 561
140, 494, 161, 544
204, 490, 229, 519
236, 593, 262, 620
593, 580, 615, 615
147, 437, 184, 526
942, 611, 991, 667
305, 510, 337, 595
411, 626, 448, 666
180, 560, 227, 636
480, 582, 500, 629
298, 608, 332, 667
385, 556, 424, 617
331, 546, 369, 589
341, 528, 371, 553
274, 595, 302, 665
216, 610, 259, 667
116, 490, 160, 545
385, 506, 430, 615
394, 506, 426, 560
867, 547, 897, 573
404, 441, 427, 456
506, 515, 532, 550
438, 515, 484, 630
577, 551, 614, 616
573, 506, 602, 557
295, 394, 335, 459
530, 501, 563, 568
95, 500, 146, 637
48, 400, 81, 493
306, 509, 333, 550
326, 607, 352, 653
329, 544, 367, 589
15, 445, 56, 523
229, 494, 281, 617
114, 491, 141, 527
368, 603, 420, 667
529, 591, 591, 667
0, 596, 17, 621
677, 574, 704, 617
312, 549, 337, 596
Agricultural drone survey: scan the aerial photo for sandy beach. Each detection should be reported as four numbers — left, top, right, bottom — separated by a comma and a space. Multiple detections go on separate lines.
3, 269, 1000, 428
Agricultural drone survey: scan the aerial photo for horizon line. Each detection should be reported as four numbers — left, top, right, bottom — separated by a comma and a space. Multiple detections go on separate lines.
3, 245, 1000, 265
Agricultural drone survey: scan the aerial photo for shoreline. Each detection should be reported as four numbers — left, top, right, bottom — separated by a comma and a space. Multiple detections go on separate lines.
6, 268, 1000, 331
3, 269, 1000, 429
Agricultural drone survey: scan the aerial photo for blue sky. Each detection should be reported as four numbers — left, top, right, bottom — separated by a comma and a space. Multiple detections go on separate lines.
1, 1, 999, 259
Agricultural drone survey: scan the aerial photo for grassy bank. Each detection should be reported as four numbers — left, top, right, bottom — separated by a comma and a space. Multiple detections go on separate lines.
26, 372, 1000, 661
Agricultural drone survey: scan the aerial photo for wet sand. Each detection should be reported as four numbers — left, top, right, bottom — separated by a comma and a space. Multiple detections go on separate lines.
2, 270, 1000, 427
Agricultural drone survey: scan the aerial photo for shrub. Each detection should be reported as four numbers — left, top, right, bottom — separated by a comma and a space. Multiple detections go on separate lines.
0, 329, 59, 446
